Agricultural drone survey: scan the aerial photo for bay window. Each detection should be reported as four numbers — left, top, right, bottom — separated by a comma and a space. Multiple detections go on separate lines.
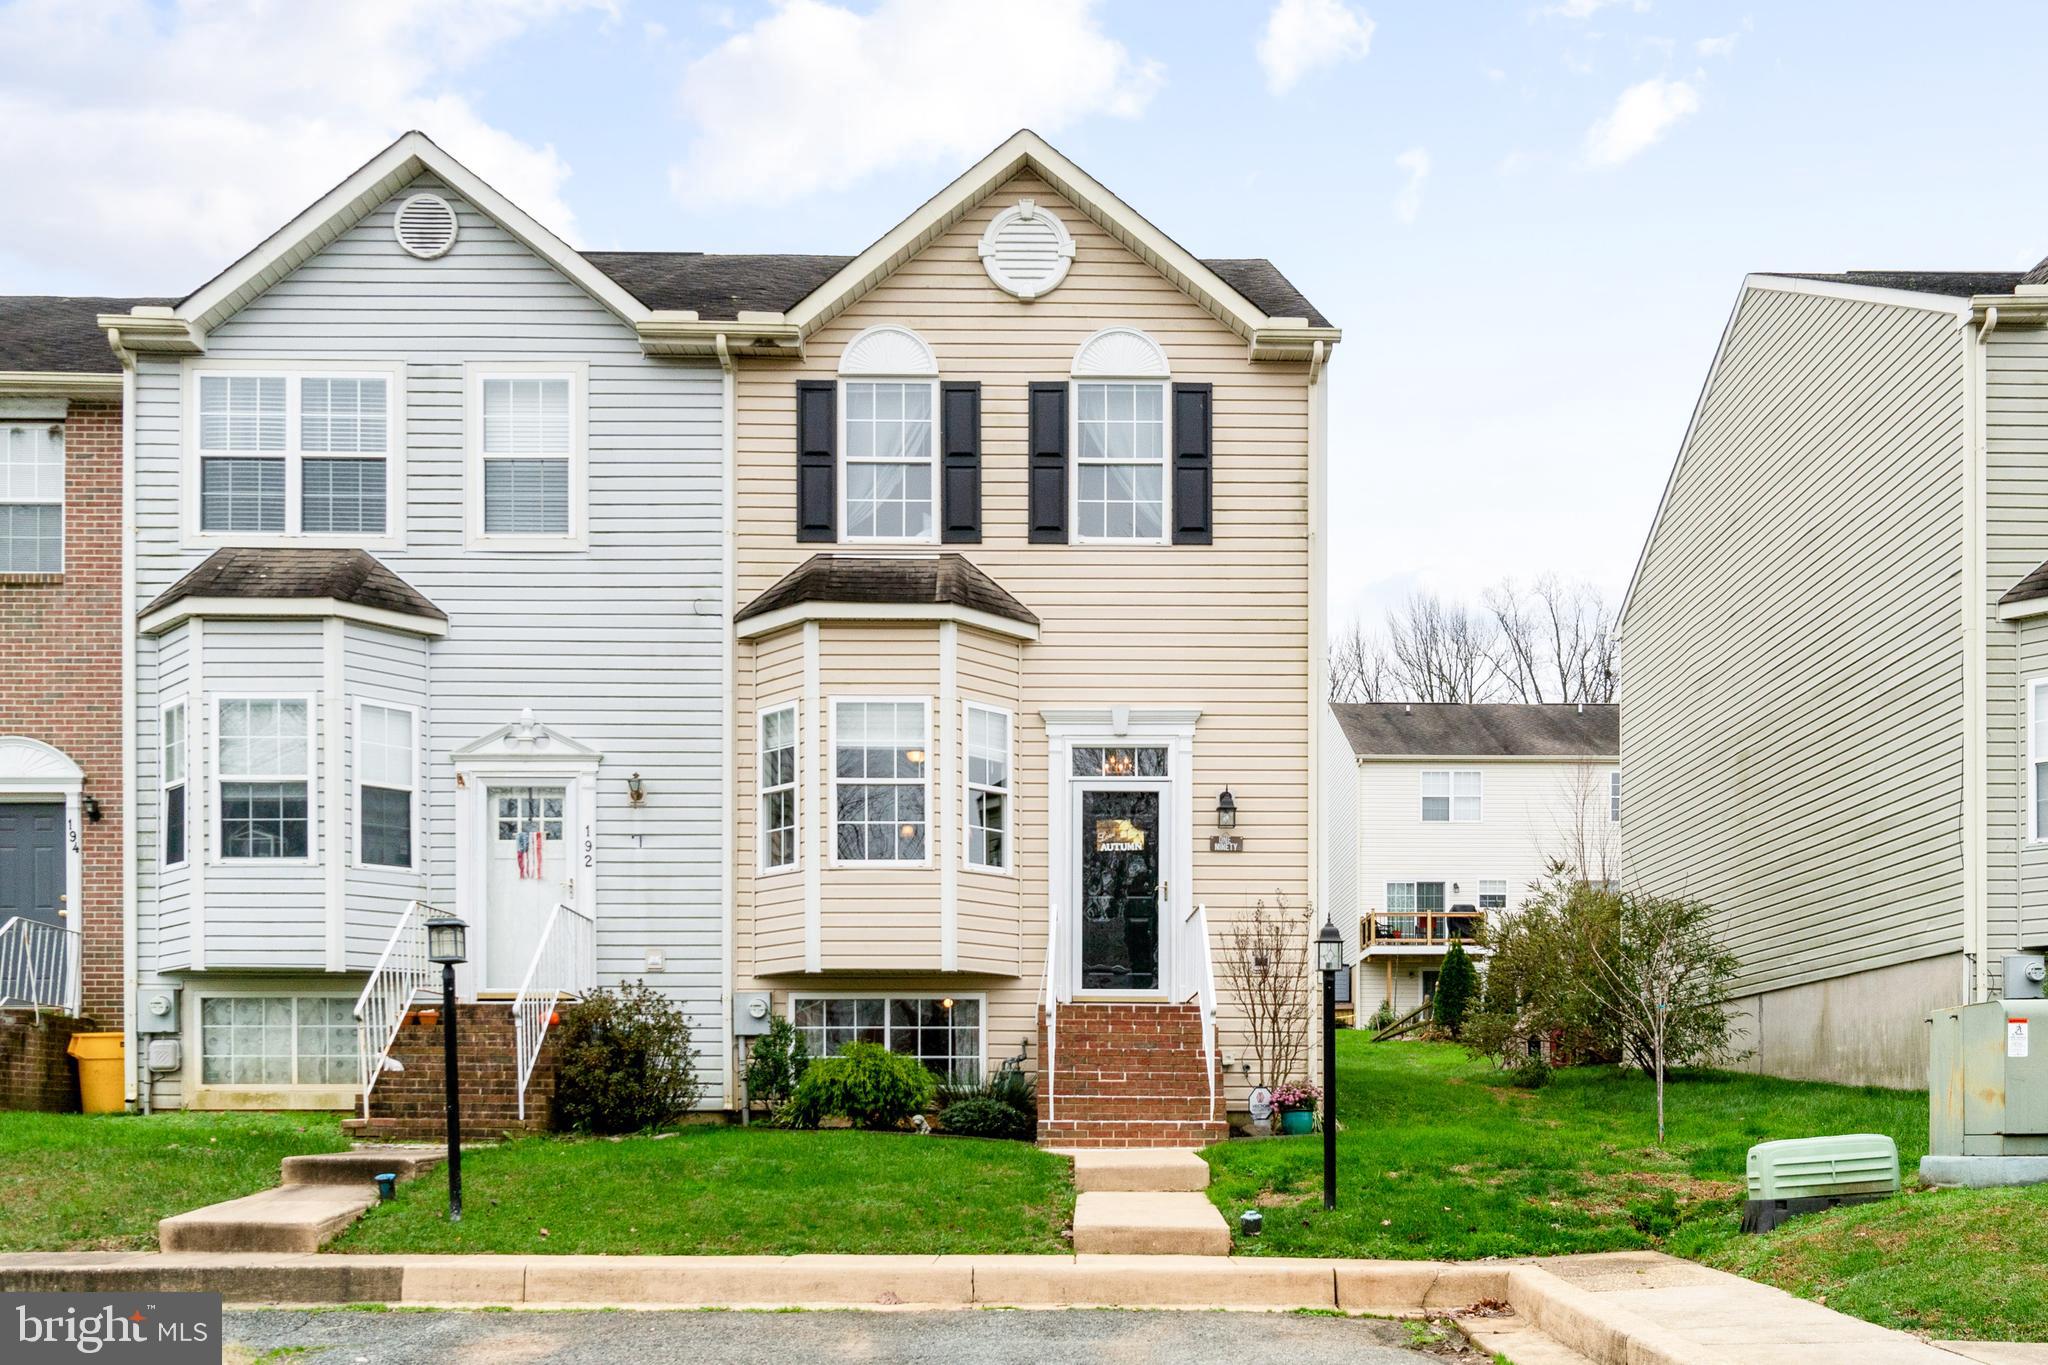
216, 696, 313, 860
161, 701, 187, 868
832, 699, 928, 863
965, 703, 1011, 872
760, 702, 798, 871
356, 701, 415, 869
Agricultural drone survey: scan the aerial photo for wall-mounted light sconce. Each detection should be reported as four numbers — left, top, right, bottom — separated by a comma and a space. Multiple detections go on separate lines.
1215, 787, 1237, 830
82, 795, 103, 823
626, 773, 645, 806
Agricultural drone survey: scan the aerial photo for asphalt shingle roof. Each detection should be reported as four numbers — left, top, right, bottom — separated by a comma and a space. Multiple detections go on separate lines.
1769, 271, 2024, 299
2002, 560, 2048, 607
737, 554, 1038, 629
145, 548, 446, 624
0, 296, 168, 374
1332, 702, 1619, 759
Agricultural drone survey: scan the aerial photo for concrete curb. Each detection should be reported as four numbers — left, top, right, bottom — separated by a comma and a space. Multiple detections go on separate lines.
1504, 1265, 1739, 1365
0, 1252, 1520, 1314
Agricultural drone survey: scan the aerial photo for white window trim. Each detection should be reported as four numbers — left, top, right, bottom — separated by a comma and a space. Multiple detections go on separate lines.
1477, 879, 1509, 911
1, 420, 64, 574
160, 698, 189, 870
828, 695, 933, 869
1420, 769, 1483, 823
1067, 377, 1173, 547
963, 701, 1013, 876
836, 376, 941, 547
191, 988, 361, 1098
759, 700, 800, 876
1609, 769, 1622, 825
210, 691, 319, 866
353, 698, 419, 872
2030, 681, 2048, 845
464, 362, 589, 551
181, 360, 406, 551
786, 990, 988, 1079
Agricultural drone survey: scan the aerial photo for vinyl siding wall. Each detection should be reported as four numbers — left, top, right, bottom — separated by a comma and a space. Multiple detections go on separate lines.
730, 170, 1313, 1104
2016, 619, 2048, 951
131, 174, 729, 1101
1621, 283, 1970, 1000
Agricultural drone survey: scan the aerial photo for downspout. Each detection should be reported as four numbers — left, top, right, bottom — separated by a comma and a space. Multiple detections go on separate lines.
1963, 312, 1991, 1001
112, 333, 140, 1107
716, 333, 739, 1112
1306, 339, 1329, 1062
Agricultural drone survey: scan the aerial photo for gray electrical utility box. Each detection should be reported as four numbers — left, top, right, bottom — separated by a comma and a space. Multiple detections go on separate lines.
732, 991, 774, 1038
1928, 997, 2048, 1159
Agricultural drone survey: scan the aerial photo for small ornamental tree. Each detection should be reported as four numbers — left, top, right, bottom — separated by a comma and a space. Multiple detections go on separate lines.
552, 982, 703, 1135
1215, 894, 1313, 1094
1433, 941, 1477, 1038
744, 1016, 810, 1114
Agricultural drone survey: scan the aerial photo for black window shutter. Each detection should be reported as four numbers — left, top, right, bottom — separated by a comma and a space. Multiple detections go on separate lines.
795, 380, 836, 542
1028, 382, 1069, 544
940, 381, 982, 544
1171, 382, 1214, 545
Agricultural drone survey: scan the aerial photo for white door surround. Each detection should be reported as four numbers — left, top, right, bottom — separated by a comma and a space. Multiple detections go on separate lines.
450, 711, 599, 1002
0, 736, 86, 937
1040, 707, 1199, 1003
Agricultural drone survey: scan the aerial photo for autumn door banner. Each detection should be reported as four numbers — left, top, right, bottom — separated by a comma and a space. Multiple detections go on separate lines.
1094, 818, 1147, 853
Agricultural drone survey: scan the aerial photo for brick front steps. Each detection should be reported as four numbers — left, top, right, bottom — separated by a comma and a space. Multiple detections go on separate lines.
344, 1002, 556, 1142
1037, 1002, 1227, 1148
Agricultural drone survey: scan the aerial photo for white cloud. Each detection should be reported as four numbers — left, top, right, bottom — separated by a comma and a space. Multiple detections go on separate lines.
1582, 75, 1699, 167
1257, 0, 1374, 95
1697, 20, 1750, 57
0, 0, 604, 292
1393, 147, 1430, 224
670, 0, 1162, 207
1541, 0, 1648, 18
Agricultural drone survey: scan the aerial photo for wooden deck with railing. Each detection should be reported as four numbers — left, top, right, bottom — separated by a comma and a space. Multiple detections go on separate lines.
1360, 909, 1487, 950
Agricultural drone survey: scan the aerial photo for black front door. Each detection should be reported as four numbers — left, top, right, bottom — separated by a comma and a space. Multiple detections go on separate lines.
1079, 789, 1161, 992
0, 803, 65, 929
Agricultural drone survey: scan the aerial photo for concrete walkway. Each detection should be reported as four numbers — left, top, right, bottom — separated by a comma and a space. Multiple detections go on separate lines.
157, 1146, 443, 1253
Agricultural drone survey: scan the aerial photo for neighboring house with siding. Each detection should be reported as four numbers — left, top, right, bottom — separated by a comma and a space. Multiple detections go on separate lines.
1621, 266, 2048, 1089
0, 298, 157, 1106
1325, 702, 1619, 1024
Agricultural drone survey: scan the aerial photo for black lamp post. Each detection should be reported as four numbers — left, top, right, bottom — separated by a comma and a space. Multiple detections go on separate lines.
1316, 913, 1344, 1210
425, 913, 468, 1223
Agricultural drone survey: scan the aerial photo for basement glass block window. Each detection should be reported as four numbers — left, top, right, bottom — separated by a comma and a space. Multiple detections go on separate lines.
479, 375, 573, 537
218, 698, 311, 859
792, 995, 982, 1082
0, 424, 63, 573
200, 996, 356, 1086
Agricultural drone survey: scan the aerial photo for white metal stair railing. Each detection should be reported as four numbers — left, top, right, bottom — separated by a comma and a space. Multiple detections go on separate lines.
1175, 900, 1220, 1124
0, 915, 81, 1018
353, 900, 437, 1121
514, 901, 595, 1121
1039, 899, 1065, 1125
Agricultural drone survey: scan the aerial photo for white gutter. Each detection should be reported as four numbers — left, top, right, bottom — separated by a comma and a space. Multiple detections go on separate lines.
716, 333, 738, 1111
1963, 313, 1991, 1001
1307, 339, 1328, 1063
118, 357, 138, 1104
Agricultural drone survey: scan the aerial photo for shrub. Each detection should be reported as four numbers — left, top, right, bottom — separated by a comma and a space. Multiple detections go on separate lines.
938, 1063, 1037, 1127
552, 982, 703, 1135
744, 1017, 810, 1113
937, 1096, 1034, 1141
1509, 1057, 1551, 1089
1368, 1000, 1397, 1032
782, 1042, 936, 1130
1433, 941, 1477, 1038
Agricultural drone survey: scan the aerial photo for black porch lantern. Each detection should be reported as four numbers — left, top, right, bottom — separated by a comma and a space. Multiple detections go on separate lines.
424, 913, 468, 1222
1317, 912, 1343, 1210
1215, 787, 1238, 830
426, 914, 468, 966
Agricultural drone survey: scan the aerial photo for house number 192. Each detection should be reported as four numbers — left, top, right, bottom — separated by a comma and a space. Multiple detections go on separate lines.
584, 825, 594, 868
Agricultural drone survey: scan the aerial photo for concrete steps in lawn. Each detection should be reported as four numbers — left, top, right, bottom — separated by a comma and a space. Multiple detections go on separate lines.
158, 1145, 444, 1253
1064, 1148, 1229, 1255
1066, 1148, 1210, 1193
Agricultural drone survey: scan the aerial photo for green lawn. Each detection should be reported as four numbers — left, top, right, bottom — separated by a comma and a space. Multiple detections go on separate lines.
0, 1110, 347, 1251
333, 1126, 1074, 1255
1203, 1038, 1925, 1262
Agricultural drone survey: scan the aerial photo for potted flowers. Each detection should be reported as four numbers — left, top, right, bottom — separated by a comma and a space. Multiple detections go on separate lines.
1271, 1081, 1320, 1135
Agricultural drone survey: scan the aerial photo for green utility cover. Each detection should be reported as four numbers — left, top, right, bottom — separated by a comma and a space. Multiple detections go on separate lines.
1746, 1134, 1900, 1201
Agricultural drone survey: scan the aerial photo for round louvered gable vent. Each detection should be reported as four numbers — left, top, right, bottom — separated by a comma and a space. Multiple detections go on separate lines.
978, 199, 1075, 300
393, 193, 459, 260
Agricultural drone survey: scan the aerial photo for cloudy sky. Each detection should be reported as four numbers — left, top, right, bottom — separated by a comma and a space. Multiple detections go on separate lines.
7, 0, 2047, 630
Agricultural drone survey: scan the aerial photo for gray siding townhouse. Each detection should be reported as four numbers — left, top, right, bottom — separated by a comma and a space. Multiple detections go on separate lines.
98, 136, 731, 1118
1622, 264, 2048, 1088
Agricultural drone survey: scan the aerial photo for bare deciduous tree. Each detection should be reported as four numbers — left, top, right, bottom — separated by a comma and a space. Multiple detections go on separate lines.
1485, 576, 1618, 704
1385, 592, 1500, 702
1327, 618, 1397, 703
1326, 577, 1619, 706
1546, 763, 1620, 888
1215, 895, 1313, 1095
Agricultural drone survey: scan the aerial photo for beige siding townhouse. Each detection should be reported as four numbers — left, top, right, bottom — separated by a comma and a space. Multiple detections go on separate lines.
679, 131, 1337, 1144
1326, 702, 1619, 1025
1622, 263, 2048, 1088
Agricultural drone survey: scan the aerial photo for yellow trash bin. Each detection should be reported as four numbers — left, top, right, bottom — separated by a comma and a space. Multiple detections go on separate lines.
66, 1031, 125, 1114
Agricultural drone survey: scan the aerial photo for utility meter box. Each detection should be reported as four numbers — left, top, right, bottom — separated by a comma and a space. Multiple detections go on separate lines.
1928, 998, 2048, 1157
135, 985, 180, 1034
1741, 1134, 1899, 1232
733, 991, 774, 1038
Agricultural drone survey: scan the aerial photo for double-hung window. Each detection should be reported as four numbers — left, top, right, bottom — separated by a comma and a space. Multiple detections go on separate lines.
1421, 770, 1481, 822
161, 701, 188, 868
1478, 880, 1508, 911
1072, 380, 1167, 542
216, 697, 313, 861
793, 995, 982, 1082
760, 702, 798, 871
1609, 770, 1622, 824
832, 699, 928, 863
1, 422, 63, 573
193, 370, 396, 538
470, 367, 583, 546
965, 704, 1011, 872
841, 380, 936, 541
356, 702, 415, 869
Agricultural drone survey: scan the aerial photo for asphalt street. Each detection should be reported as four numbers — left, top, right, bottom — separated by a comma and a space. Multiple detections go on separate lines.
225, 1307, 1480, 1364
